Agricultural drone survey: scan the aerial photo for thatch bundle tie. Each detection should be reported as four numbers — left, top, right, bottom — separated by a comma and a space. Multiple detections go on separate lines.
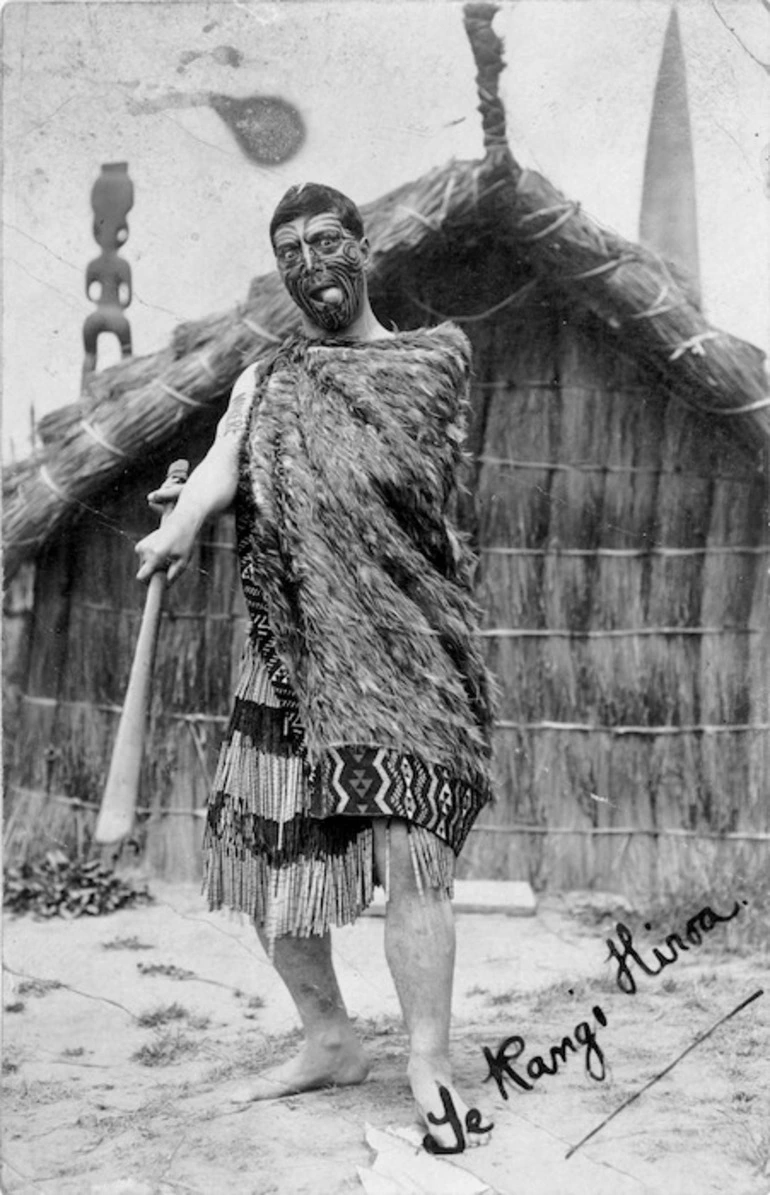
482, 627, 762, 638
478, 455, 760, 483
494, 720, 770, 735
39, 465, 73, 505
408, 279, 539, 324
518, 201, 580, 243
21, 693, 229, 724
482, 545, 770, 557
158, 380, 209, 409
469, 824, 770, 841
669, 331, 720, 361
698, 394, 770, 416
199, 354, 221, 383
568, 254, 636, 282
397, 204, 443, 234
239, 315, 281, 344
74, 599, 242, 622
80, 418, 129, 459
6, 784, 207, 820
628, 280, 683, 321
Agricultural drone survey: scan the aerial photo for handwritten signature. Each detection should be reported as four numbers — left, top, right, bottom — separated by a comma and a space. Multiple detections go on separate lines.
423, 1083, 494, 1154
482, 899, 745, 1100
483, 1004, 608, 1099
605, 899, 744, 995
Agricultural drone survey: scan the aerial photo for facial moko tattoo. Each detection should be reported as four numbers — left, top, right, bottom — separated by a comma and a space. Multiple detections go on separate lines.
274, 214, 367, 332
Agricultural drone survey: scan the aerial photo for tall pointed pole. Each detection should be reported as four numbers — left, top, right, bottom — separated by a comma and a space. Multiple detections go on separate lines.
639, 4, 701, 302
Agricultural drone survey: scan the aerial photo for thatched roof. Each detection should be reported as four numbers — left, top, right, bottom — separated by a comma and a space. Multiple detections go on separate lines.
4, 2, 768, 582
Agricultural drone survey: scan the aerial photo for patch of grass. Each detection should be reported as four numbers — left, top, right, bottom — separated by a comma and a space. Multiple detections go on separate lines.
529, 976, 615, 1017
487, 990, 518, 1008
359, 1014, 402, 1040
137, 1002, 189, 1028
204, 1027, 304, 1084
131, 1029, 200, 1068
465, 985, 489, 998
4, 1002, 25, 1014
101, 935, 154, 951
62, 1047, 85, 1058
722, 1109, 770, 1175
137, 962, 196, 982
6, 1079, 72, 1105
17, 978, 62, 998
623, 868, 770, 956
2, 1054, 21, 1074
247, 995, 265, 1010
188, 1014, 211, 1030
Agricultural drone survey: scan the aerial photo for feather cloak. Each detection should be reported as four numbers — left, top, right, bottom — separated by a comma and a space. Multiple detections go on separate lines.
234, 321, 496, 848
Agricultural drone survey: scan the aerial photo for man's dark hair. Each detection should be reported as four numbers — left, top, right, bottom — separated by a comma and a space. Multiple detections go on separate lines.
269, 183, 365, 243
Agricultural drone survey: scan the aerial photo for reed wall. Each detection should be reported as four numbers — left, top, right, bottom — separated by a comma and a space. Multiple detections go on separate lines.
3, 417, 247, 878
456, 294, 769, 900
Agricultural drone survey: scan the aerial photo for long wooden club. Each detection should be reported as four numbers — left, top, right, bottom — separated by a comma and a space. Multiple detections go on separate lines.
94, 459, 189, 845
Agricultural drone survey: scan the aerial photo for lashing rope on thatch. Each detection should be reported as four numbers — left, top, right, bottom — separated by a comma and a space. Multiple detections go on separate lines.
199, 354, 221, 383
483, 545, 770, 557
479, 455, 763, 481
8, 783, 770, 840
21, 693, 229, 723
494, 720, 770, 735
474, 380, 654, 392
482, 627, 763, 638
38, 465, 72, 505
669, 332, 719, 361
407, 279, 539, 323
469, 824, 770, 841
74, 599, 245, 622
80, 419, 130, 459
627, 280, 684, 320
698, 394, 770, 414
518, 201, 581, 243
569, 254, 637, 281
239, 315, 282, 344
157, 380, 209, 409
7, 784, 207, 819
398, 177, 458, 234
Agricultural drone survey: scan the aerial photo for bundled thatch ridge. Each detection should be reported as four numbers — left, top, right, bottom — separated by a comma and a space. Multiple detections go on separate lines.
3, 0, 768, 584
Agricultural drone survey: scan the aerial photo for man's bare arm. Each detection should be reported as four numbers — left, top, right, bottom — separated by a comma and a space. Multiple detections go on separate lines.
135, 363, 260, 582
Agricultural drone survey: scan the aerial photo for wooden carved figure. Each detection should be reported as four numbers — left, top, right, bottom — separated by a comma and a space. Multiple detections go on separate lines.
82, 162, 134, 385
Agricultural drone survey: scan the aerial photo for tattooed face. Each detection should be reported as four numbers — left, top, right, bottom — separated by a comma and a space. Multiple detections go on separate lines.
273, 213, 368, 332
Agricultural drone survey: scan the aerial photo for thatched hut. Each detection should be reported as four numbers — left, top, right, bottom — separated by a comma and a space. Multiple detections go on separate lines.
4, 5, 768, 898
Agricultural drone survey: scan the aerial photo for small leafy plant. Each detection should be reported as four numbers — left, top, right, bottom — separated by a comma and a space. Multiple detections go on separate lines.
3, 850, 153, 918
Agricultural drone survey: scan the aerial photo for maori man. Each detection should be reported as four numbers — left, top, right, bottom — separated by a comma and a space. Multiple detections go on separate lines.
136, 183, 496, 1152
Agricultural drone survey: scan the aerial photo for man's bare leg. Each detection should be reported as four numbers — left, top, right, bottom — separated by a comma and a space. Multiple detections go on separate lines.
228, 925, 368, 1103
374, 820, 493, 1151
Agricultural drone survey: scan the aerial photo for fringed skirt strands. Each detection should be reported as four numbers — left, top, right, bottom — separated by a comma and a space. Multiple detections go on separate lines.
202, 637, 456, 940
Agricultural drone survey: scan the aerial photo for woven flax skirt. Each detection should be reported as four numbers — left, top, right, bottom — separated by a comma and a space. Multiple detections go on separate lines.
203, 637, 455, 939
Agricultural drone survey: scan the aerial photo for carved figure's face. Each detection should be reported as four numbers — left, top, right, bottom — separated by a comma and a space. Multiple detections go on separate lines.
273, 212, 368, 332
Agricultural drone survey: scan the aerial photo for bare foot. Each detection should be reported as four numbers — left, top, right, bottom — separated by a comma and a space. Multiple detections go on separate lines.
408, 1056, 493, 1154
227, 1027, 369, 1104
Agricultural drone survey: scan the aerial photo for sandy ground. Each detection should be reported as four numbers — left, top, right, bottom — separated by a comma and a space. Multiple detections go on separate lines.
3, 880, 769, 1195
